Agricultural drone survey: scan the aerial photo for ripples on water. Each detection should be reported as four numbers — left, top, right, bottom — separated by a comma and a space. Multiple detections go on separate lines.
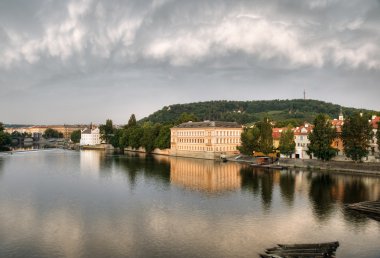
0, 150, 379, 258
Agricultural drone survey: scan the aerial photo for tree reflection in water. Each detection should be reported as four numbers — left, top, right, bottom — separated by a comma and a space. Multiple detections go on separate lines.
112, 152, 171, 189
260, 170, 274, 211
309, 174, 336, 221
279, 171, 296, 207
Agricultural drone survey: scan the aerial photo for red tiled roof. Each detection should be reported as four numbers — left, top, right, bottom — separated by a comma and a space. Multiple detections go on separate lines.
371, 116, 380, 129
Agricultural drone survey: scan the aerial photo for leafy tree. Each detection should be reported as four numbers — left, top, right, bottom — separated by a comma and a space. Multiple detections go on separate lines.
342, 113, 373, 162
175, 112, 199, 125
279, 127, 295, 158
307, 114, 337, 161
11, 131, 22, 137
127, 114, 137, 128
110, 128, 126, 153
141, 123, 161, 153
238, 127, 260, 155
0, 123, 11, 150
155, 125, 171, 149
256, 118, 273, 155
70, 130, 81, 143
43, 128, 63, 139
99, 119, 114, 143
128, 126, 144, 149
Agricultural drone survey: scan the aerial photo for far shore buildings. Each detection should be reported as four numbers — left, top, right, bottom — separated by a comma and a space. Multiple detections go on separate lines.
170, 121, 243, 159
80, 127, 101, 146
5, 125, 85, 139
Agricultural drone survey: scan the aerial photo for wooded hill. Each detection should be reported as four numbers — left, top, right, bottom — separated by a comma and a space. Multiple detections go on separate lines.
142, 99, 378, 126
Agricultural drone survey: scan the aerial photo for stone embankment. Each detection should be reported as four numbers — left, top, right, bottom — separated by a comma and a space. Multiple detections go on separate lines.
279, 158, 380, 176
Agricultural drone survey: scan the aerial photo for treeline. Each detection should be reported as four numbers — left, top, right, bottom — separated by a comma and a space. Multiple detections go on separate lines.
100, 112, 199, 153
143, 99, 378, 125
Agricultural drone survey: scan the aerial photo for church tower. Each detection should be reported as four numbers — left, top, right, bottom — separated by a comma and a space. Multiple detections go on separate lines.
339, 107, 344, 121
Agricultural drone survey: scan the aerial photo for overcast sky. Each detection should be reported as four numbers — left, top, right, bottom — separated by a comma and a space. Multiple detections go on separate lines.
0, 0, 379, 124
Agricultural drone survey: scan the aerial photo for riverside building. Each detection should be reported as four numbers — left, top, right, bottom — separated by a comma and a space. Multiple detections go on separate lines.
80, 127, 101, 146
170, 121, 243, 159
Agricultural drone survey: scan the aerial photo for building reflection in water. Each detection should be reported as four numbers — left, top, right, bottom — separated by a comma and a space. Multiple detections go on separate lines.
170, 157, 242, 193
80, 150, 104, 177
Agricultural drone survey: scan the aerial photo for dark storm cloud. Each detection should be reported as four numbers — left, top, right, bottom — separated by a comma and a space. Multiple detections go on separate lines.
0, 0, 379, 124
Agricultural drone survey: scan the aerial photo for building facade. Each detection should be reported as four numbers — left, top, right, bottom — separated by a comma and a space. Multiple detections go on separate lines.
369, 115, 380, 160
170, 121, 243, 159
294, 123, 313, 159
80, 127, 101, 146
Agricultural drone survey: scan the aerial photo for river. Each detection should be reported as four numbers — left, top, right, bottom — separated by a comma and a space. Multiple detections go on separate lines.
0, 149, 379, 258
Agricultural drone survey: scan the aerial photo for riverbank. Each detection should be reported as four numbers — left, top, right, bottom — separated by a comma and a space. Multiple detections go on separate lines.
278, 158, 380, 176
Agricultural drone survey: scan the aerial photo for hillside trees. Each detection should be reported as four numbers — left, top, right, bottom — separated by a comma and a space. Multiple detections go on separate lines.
307, 114, 337, 161
342, 113, 373, 162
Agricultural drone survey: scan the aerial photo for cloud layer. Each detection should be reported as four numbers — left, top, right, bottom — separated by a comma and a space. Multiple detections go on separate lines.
0, 0, 379, 123
1, 0, 380, 70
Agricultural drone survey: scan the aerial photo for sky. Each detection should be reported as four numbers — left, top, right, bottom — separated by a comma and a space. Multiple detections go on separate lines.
0, 0, 380, 124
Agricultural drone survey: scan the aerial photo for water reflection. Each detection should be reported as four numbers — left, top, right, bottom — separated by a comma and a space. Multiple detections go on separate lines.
279, 171, 296, 206
1, 150, 380, 258
170, 158, 241, 193
112, 152, 171, 188
309, 174, 337, 221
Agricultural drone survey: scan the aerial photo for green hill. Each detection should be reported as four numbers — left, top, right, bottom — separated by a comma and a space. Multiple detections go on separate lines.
142, 99, 378, 126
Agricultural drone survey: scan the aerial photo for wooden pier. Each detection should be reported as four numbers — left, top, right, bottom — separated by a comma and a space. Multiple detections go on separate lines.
260, 241, 339, 258
347, 200, 380, 221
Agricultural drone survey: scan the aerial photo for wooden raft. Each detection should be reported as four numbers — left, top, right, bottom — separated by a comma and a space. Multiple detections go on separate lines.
347, 201, 380, 221
260, 241, 339, 258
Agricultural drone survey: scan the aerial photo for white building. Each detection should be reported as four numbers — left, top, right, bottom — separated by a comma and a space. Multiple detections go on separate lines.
369, 115, 380, 161
80, 127, 101, 146
294, 123, 313, 159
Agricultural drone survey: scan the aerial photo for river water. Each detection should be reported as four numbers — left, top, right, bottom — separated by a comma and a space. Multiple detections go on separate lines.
0, 150, 379, 258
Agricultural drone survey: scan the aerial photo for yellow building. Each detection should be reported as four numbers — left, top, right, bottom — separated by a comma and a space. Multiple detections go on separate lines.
170, 121, 243, 159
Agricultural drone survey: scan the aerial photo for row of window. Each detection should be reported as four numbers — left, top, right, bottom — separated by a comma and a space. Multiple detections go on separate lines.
176, 130, 241, 137
216, 138, 240, 144
178, 138, 205, 143
177, 145, 238, 152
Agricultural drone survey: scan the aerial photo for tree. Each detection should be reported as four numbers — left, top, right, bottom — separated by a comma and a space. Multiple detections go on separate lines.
279, 127, 295, 158
141, 123, 161, 153
70, 130, 81, 143
128, 126, 144, 149
342, 113, 373, 162
127, 114, 137, 128
99, 119, 114, 143
43, 128, 63, 139
0, 123, 11, 150
307, 114, 337, 161
256, 118, 273, 155
155, 125, 171, 150
238, 127, 260, 155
